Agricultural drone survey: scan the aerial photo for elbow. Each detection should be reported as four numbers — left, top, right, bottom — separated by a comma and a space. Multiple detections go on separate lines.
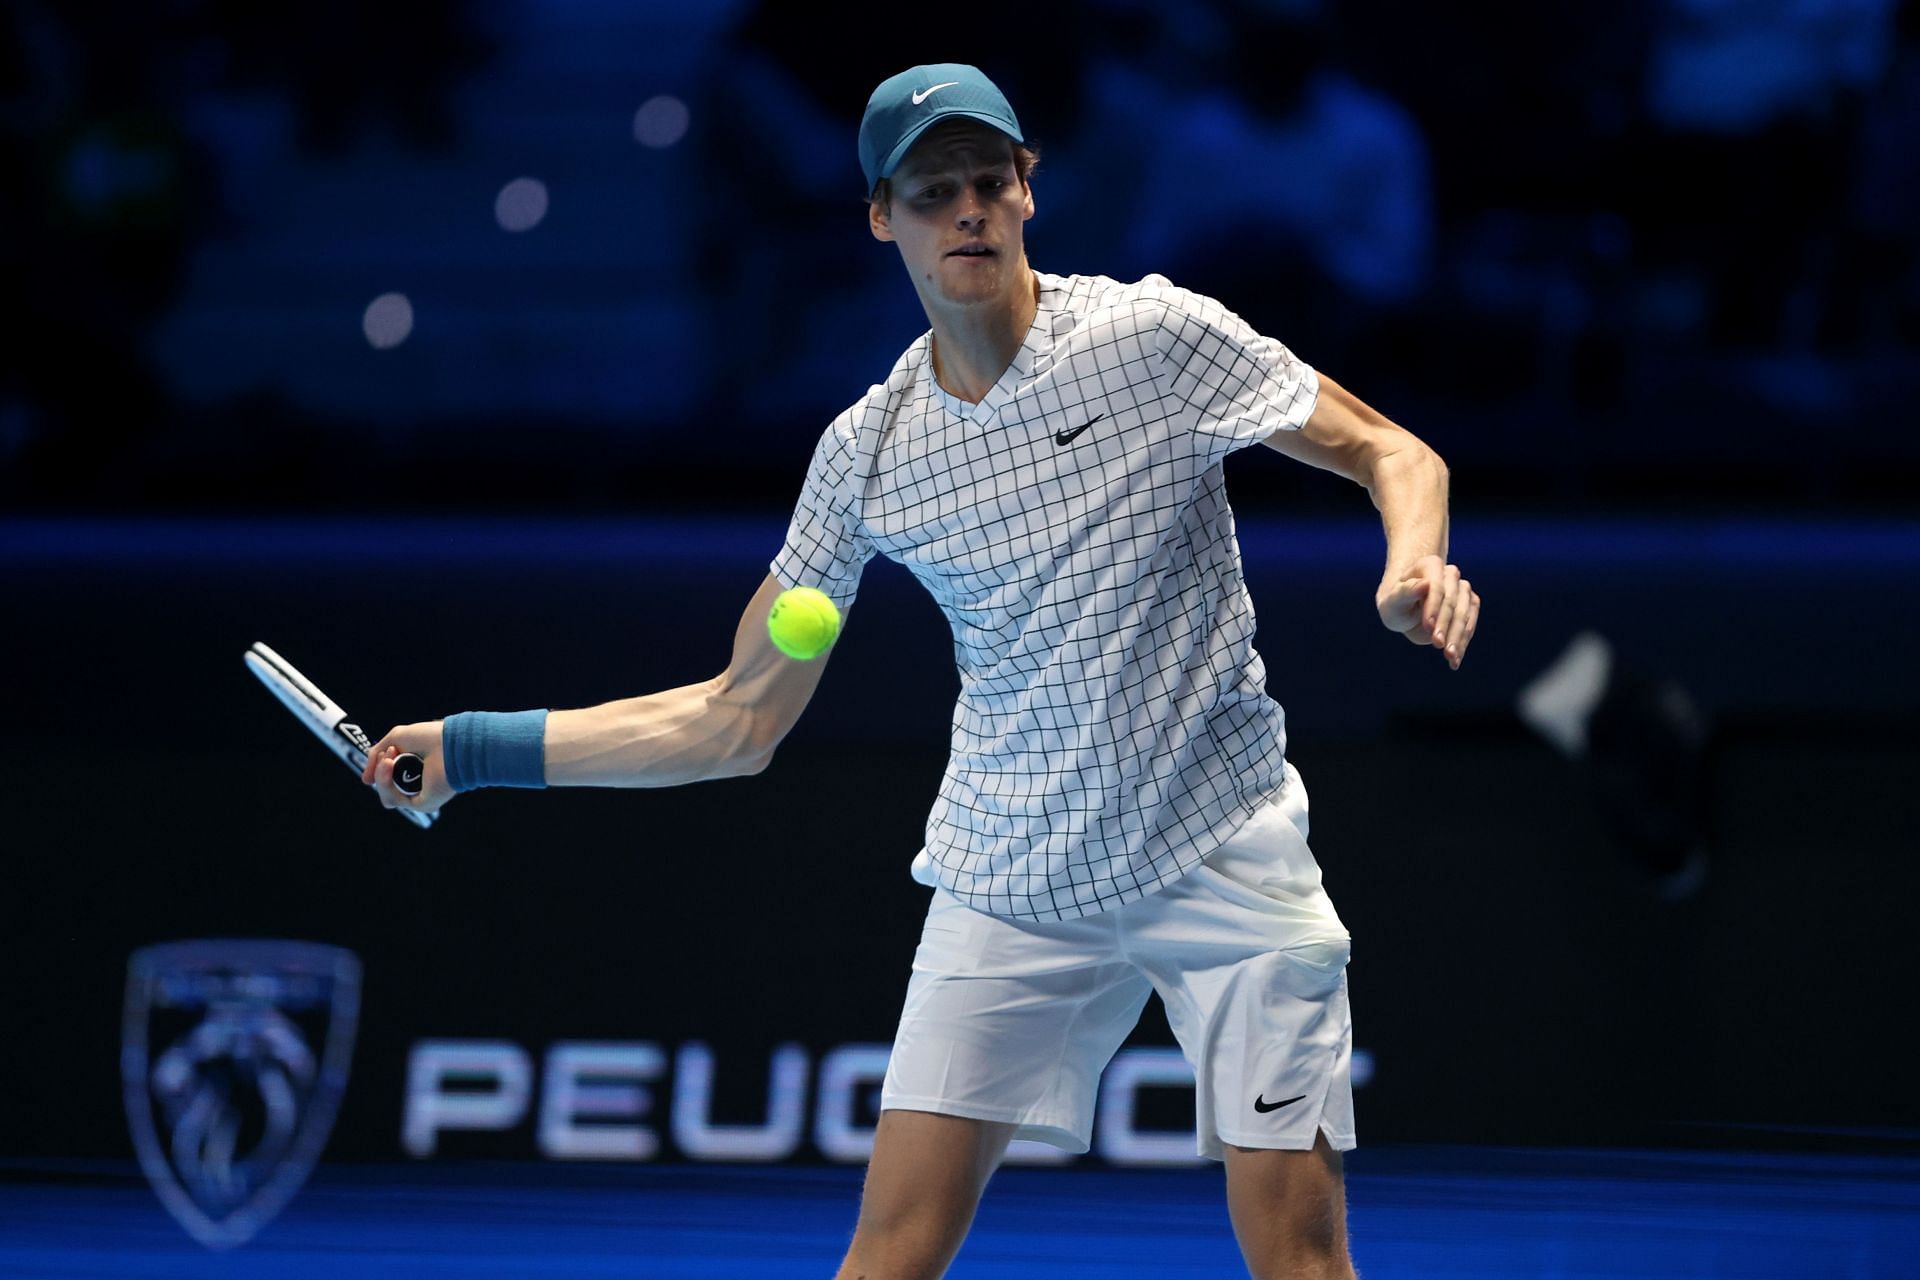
730, 709, 788, 778
1395, 423, 1447, 471
1394, 436, 1447, 477
732, 744, 775, 777
1366, 439, 1447, 494
702, 675, 780, 778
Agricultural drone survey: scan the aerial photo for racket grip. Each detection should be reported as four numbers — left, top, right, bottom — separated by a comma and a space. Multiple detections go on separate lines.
392, 752, 426, 797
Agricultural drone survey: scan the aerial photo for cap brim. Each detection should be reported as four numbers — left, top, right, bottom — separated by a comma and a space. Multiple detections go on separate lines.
877, 110, 1025, 186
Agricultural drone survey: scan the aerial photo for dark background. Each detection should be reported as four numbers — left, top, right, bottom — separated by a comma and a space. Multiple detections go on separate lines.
4, 0, 1917, 1164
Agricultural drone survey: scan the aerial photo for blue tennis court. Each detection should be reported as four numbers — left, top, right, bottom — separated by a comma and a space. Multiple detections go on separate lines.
5, 1147, 1915, 1278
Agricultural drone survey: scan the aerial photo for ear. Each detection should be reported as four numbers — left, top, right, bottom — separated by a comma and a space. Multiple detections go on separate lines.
1021, 179, 1035, 223
869, 197, 895, 243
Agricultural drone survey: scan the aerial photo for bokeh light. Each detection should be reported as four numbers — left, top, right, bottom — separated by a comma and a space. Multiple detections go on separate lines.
362, 292, 414, 349
632, 95, 690, 148
494, 176, 549, 232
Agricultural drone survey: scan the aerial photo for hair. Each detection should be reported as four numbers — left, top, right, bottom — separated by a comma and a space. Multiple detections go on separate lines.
868, 139, 1041, 213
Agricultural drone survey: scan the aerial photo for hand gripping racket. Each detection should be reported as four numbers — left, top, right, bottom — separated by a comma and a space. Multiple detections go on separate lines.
244, 641, 437, 829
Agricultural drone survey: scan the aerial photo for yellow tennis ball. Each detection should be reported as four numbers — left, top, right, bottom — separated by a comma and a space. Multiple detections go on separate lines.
768, 586, 842, 660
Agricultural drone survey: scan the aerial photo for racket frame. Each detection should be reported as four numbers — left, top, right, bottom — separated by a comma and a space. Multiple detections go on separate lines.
245, 641, 436, 829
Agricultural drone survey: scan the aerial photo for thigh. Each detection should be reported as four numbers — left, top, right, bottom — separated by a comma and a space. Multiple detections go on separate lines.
1140, 931, 1356, 1160
838, 1110, 1019, 1280
859, 1108, 1018, 1226
882, 888, 1150, 1153
1120, 769, 1357, 1159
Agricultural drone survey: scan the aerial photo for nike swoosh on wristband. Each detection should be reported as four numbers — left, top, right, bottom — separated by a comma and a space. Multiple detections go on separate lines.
912, 82, 960, 105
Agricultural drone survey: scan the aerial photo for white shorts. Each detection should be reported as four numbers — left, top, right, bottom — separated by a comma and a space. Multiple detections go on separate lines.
882, 760, 1356, 1161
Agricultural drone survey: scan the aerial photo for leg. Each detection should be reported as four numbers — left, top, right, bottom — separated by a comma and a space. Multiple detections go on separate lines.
833, 1108, 1018, 1280
1223, 1131, 1356, 1280
1115, 771, 1359, 1277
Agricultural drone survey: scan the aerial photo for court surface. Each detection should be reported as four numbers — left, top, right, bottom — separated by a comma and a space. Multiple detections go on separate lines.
4, 1146, 1915, 1278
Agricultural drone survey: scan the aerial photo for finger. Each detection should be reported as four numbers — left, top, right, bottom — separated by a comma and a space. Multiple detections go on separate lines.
374, 751, 400, 808
1428, 565, 1461, 648
1444, 579, 1474, 666
1380, 582, 1420, 624
364, 733, 398, 783
1383, 578, 1430, 637
1453, 591, 1481, 668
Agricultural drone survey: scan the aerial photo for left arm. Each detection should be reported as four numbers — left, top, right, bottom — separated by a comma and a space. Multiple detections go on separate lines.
1261, 371, 1481, 670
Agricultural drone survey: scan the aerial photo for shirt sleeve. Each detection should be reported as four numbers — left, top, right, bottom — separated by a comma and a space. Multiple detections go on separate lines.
769, 411, 875, 613
1149, 284, 1320, 466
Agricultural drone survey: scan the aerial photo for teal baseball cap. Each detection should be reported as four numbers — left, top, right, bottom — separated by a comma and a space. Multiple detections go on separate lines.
859, 63, 1024, 194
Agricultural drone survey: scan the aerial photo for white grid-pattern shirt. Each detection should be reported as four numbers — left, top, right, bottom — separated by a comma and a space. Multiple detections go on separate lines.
771, 271, 1320, 921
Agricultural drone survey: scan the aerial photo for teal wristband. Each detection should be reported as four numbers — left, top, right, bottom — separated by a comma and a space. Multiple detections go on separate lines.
441, 709, 549, 793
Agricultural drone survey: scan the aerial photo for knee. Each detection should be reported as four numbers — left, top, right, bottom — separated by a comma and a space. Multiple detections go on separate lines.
1284, 1199, 1345, 1264
840, 1205, 971, 1280
842, 1181, 978, 1280
1249, 1219, 1351, 1280
1227, 1150, 1351, 1278
853, 1194, 971, 1248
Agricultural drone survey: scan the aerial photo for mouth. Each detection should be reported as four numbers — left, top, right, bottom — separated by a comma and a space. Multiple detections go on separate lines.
946, 244, 995, 259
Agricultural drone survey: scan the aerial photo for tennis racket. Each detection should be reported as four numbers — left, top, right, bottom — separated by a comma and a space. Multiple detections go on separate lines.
244, 641, 437, 829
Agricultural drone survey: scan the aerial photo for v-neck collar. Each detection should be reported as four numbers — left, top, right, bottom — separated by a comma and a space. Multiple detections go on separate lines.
925, 272, 1062, 426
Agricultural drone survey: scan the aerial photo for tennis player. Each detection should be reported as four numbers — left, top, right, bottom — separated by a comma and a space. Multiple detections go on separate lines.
366, 63, 1478, 1280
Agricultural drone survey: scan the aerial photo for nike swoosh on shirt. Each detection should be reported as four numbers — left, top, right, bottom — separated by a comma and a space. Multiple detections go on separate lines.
912, 82, 960, 105
1055, 414, 1103, 446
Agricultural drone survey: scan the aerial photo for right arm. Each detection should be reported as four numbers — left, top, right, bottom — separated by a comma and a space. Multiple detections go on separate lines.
544, 572, 833, 785
364, 573, 834, 809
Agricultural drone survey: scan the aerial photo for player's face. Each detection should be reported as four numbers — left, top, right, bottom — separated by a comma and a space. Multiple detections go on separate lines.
870, 124, 1034, 310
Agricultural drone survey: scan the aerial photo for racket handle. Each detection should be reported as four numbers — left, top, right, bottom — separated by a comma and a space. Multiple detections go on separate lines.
392, 752, 426, 797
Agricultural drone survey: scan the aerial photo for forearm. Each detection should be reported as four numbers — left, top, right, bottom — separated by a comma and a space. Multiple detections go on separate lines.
1367, 444, 1449, 584
543, 675, 768, 787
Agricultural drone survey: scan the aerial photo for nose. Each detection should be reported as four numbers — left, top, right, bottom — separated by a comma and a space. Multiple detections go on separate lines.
954, 188, 986, 230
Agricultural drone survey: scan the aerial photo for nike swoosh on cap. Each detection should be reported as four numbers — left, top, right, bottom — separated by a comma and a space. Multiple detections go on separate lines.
912, 82, 960, 105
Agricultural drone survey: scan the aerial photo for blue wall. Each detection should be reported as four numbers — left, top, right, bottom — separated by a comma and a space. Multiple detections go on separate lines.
5, 514, 1915, 1160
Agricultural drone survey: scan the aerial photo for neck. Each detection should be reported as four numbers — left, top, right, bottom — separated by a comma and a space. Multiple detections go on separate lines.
925, 263, 1039, 404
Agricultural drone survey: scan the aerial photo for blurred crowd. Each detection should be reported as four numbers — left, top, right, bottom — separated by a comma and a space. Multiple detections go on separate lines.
4, 0, 1916, 511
